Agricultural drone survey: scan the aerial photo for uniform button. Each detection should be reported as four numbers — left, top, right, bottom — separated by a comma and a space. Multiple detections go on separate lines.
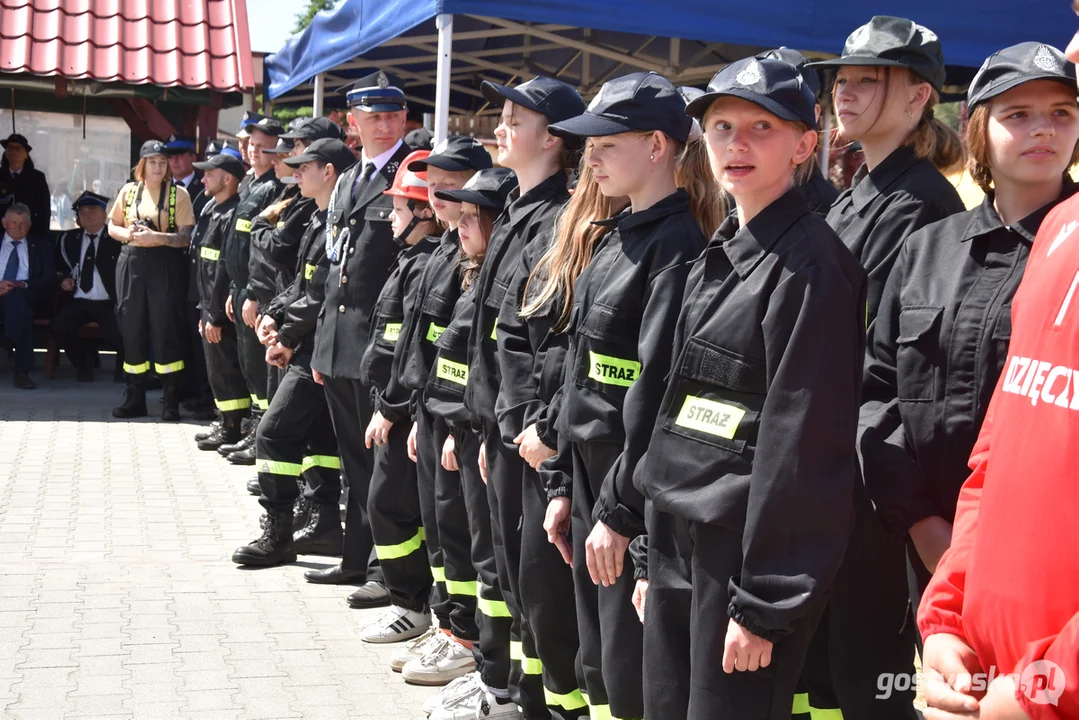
350, 219, 356, 226
379, 211, 385, 218
339, 305, 345, 313
349, 247, 355, 255
341, 276, 348, 284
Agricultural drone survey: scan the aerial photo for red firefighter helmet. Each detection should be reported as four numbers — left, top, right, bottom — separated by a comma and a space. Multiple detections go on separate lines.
384, 149, 430, 203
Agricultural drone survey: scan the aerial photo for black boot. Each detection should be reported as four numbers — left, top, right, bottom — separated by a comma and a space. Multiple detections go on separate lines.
196, 414, 243, 451
260, 495, 311, 530
194, 413, 224, 442
112, 385, 147, 419
219, 414, 257, 456
161, 380, 181, 422
292, 502, 343, 556
247, 477, 262, 495
231, 510, 296, 566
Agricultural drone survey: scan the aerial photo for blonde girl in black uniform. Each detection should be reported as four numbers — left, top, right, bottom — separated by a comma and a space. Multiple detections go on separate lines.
632, 56, 866, 720
541, 71, 717, 720
801, 17, 967, 718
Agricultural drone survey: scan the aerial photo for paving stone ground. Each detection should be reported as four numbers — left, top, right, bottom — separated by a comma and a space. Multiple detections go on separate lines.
0, 359, 433, 719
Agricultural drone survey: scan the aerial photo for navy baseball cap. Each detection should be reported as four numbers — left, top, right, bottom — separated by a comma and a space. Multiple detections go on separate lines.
281, 116, 345, 143
548, 72, 693, 144
164, 134, 197, 155
72, 191, 109, 211
686, 57, 818, 129
968, 43, 1076, 108
481, 76, 586, 125
139, 139, 167, 158
758, 47, 822, 99
344, 71, 407, 112
806, 16, 946, 92
409, 136, 493, 172
283, 138, 357, 176
434, 168, 517, 210
193, 153, 246, 180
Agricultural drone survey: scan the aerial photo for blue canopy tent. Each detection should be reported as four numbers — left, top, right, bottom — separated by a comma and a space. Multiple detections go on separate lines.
266, 0, 1078, 141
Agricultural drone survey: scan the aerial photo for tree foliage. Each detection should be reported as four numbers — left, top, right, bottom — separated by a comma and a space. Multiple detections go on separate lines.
291, 0, 338, 34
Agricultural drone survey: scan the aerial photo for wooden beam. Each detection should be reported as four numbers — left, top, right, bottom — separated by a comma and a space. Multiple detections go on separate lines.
126, 98, 179, 140
108, 99, 156, 142
54, 77, 67, 98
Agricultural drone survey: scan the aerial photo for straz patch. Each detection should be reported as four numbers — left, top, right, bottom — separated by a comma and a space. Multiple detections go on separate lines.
304, 263, 316, 280
674, 396, 745, 440
235, 218, 252, 233
200, 247, 220, 261
382, 323, 402, 343
427, 323, 446, 343
437, 358, 469, 385
587, 351, 640, 388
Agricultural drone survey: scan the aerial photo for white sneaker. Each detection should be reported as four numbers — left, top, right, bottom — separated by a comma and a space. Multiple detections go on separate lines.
359, 605, 431, 643
430, 674, 521, 720
423, 672, 477, 715
390, 626, 442, 672
402, 632, 477, 686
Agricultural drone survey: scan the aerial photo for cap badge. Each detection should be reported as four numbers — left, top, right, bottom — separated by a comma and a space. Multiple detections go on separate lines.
433, 139, 449, 155
736, 60, 763, 87
847, 25, 872, 51
1034, 45, 1058, 72
169, 134, 177, 142
377, 71, 389, 88
258, 117, 271, 126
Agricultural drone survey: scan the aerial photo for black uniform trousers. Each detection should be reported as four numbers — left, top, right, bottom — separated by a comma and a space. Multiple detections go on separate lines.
322, 375, 381, 581
267, 363, 284, 404
231, 286, 268, 411
453, 426, 511, 692
0, 289, 47, 372
50, 298, 122, 371
256, 362, 339, 512
482, 421, 547, 718
368, 417, 431, 612
645, 503, 825, 720
520, 463, 587, 720
116, 246, 187, 383
416, 407, 457, 634
569, 440, 644, 720
201, 322, 249, 416
183, 301, 212, 404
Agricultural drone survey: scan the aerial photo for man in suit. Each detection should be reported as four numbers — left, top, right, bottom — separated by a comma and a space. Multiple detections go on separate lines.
166, 135, 207, 218
51, 191, 122, 382
0, 202, 54, 388
301, 70, 412, 609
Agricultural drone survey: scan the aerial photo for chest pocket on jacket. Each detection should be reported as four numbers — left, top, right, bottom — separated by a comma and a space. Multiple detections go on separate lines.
422, 292, 456, 325
895, 306, 942, 402
364, 203, 393, 224
575, 302, 642, 394
661, 337, 765, 454
373, 295, 404, 347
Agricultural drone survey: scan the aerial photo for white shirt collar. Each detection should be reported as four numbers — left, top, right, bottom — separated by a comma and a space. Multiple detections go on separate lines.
179, 171, 196, 188
4, 232, 25, 246
361, 139, 403, 174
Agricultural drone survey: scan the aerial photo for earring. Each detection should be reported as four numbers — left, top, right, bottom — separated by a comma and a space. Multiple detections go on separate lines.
650, 154, 655, 161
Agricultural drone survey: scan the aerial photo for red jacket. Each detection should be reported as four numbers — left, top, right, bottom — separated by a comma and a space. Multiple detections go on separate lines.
918, 194, 1079, 720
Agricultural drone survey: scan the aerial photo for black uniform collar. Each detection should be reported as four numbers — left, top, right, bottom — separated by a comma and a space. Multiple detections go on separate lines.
850, 145, 922, 212
592, 189, 692, 232
214, 193, 240, 212
505, 172, 568, 225
719, 187, 811, 279
962, 176, 1078, 245
440, 227, 459, 247
401, 234, 440, 258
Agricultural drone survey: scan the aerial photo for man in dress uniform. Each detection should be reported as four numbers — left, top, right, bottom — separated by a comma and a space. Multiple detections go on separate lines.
51, 191, 122, 382
301, 70, 413, 608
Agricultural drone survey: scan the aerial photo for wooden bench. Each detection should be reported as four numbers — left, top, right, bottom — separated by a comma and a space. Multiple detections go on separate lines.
38, 318, 105, 380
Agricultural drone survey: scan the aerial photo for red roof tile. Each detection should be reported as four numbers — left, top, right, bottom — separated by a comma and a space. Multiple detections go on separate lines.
0, 0, 253, 92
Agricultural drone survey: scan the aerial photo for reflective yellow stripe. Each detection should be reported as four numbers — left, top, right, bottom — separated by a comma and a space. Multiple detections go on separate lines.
374, 527, 425, 561
581, 692, 635, 720
123, 361, 150, 374
276, 221, 285, 229
430, 565, 446, 583
476, 595, 511, 618
793, 694, 811, 715
436, 357, 469, 385
510, 642, 543, 675
490, 321, 497, 341
301, 455, 340, 472
587, 351, 640, 388
257, 458, 303, 476
304, 263, 316, 280
545, 688, 586, 711
250, 394, 269, 411
154, 361, 185, 374
383, 322, 402, 343
215, 397, 251, 412
235, 218, 252, 232
674, 396, 745, 440
426, 322, 445, 343
811, 709, 844, 720
445, 579, 478, 597
200, 246, 220, 261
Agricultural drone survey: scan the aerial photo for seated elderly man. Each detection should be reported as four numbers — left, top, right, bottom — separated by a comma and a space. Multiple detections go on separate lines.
52, 191, 122, 382
0, 202, 54, 389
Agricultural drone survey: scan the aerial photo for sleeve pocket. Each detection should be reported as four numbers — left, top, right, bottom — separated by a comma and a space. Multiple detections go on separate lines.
484, 277, 510, 311
421, 292, 456, 320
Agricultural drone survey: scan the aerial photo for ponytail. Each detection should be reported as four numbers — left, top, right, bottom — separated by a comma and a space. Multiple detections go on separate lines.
905, 90, 964, 172
675, 133, 726, 238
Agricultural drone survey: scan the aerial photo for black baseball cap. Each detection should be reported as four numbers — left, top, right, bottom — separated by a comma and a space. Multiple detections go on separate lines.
164, 134, 197, 155
686, 57, 818, 129
247, 116, 285, 137
758, 47, 822, 99
193, 153, 246, 180
406, 126, 434, 151
968, 43, 1076, 108
549, 72, 693, 144
140, 139, 167, 158
1, 133, 31, 152
283, 138, 357, 175
434, 168, 517, 210
262, 137, 295, 155
806, 16, 946, 92
72, 190, 109, 211
281, 116, 345, 143
481, 76, 586, 125
409, 136, 493, 172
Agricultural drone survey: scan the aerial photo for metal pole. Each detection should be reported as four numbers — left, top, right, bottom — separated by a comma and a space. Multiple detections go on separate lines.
313, 73, 325, 117
821, 108, 832, 177
434, 14, 453, 144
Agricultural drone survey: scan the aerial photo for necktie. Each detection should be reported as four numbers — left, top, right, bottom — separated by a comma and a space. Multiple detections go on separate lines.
80, 234, 97, 293
352, 162, 376, 201
2, 241, 20, 282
